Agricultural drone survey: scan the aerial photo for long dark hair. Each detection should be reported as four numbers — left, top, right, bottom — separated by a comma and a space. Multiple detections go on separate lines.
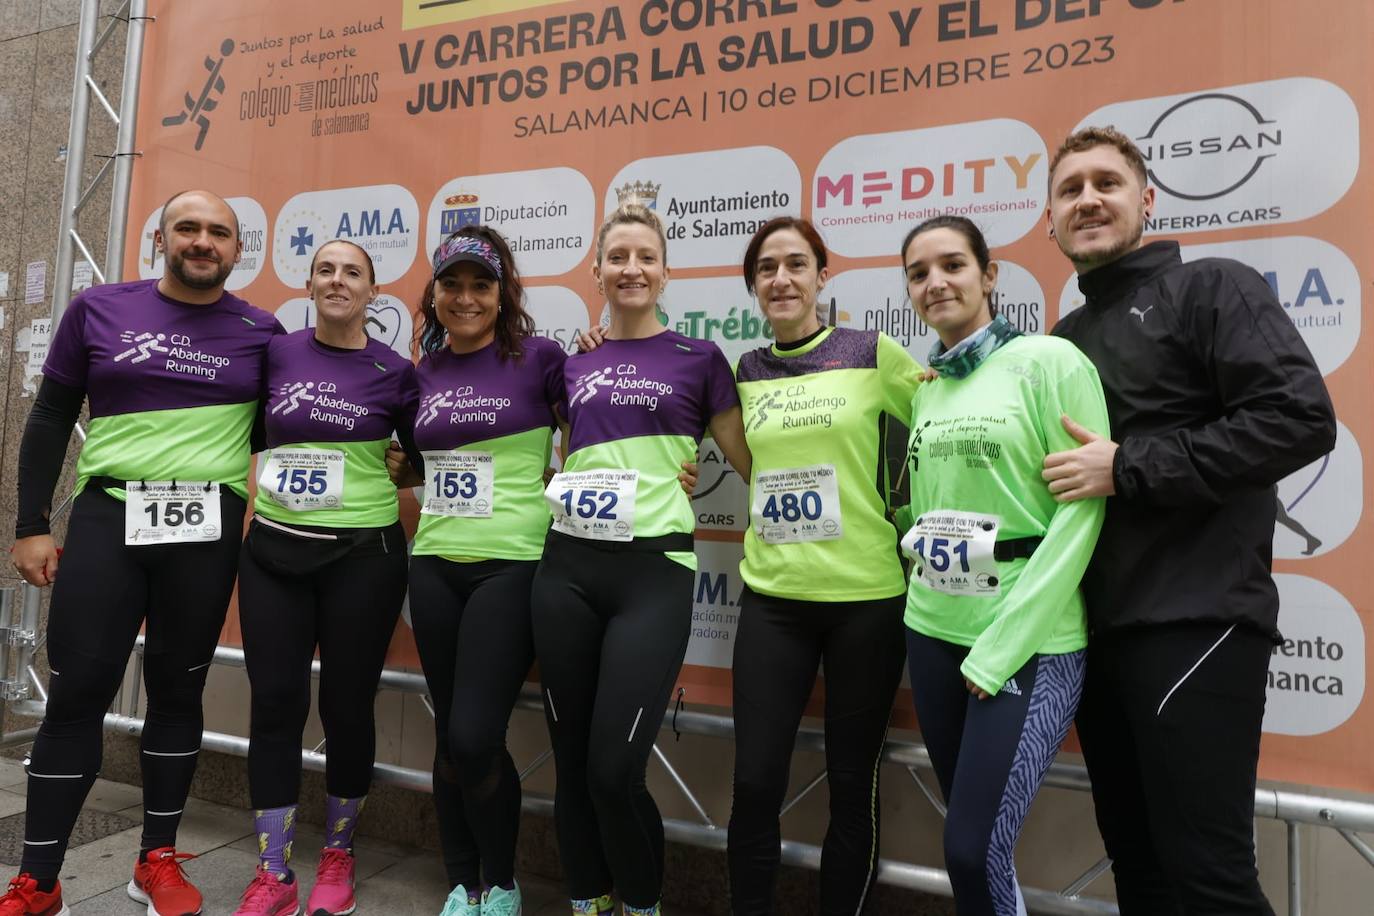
417, 225, 535, 359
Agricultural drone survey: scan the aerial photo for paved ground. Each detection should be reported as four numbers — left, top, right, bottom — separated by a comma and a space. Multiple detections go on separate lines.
0, 757, 703, 915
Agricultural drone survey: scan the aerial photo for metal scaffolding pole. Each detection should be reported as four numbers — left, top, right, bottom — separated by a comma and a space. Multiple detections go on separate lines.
104, 0, 149, 283
50, 0, 148, 327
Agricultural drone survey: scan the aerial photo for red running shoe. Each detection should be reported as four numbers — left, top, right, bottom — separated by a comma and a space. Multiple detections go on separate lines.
0, 875, 68, 916
127, 847, 202, 915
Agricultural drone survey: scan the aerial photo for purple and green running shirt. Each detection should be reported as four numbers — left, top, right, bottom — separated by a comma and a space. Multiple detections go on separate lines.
42, 279, 283, 500
255, 330, 420, 529
736, 328, 923, 602
411, 336, 567, 560
560, 330, 740, 570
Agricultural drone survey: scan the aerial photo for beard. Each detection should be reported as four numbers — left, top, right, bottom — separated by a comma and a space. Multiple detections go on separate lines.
166, 249, 234, 290
1060, 215, 1146, 272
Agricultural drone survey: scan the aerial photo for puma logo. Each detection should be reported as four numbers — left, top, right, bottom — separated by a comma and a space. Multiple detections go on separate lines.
1130, 305, 1154, 323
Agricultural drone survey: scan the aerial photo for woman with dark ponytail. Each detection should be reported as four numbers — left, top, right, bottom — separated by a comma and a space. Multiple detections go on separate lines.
896, 215, 1108, 915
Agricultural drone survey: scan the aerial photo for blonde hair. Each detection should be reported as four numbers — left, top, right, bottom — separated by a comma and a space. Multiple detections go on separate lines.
595, 201, 668, 264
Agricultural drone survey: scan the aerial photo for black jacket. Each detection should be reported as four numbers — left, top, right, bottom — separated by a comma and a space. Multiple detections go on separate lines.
1052, 241, 1336, 639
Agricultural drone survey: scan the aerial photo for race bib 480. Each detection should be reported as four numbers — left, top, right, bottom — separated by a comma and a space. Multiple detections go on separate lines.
750, 464, 842, 544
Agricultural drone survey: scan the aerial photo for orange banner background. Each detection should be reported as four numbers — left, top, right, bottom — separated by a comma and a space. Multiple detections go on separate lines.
125, 0, 1372, 792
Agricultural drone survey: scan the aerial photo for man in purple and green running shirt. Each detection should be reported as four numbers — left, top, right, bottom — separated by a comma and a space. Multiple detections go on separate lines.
8, 190, 283, 916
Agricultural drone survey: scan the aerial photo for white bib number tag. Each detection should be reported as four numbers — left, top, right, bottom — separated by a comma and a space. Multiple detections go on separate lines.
901, 509, 1001, 596
545, 469, 638, 542
258, 448, 345, 511
421, 450, 494, 518
750, 464, 843, 544
124, 481, 222, 545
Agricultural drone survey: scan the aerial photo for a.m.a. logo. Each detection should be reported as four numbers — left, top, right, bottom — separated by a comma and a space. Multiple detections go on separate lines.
162, 38, 235, 151
272, 185, 421, 286
335, 207, 410, 238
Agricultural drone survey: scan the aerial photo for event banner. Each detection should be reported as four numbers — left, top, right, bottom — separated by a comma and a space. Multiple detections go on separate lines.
125, 0, 1370, 791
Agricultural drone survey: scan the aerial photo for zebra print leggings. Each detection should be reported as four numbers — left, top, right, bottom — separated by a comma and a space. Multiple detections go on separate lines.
906, 630, 1086, 916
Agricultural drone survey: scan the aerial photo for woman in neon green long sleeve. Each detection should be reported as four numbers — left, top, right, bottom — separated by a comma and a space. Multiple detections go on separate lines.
897, 215, 1108, 916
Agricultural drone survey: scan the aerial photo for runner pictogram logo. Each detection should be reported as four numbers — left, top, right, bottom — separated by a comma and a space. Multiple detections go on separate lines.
418, 389, 456, 426
272, 381, 317, 415
573, 367, 615, 405
114, 330, 170, 364
162, 38, 235, 151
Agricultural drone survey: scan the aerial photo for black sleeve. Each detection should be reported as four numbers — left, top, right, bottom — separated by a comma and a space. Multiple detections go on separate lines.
249, 402, 267, 455
16, 377, 86, 538
397, 423, 424, 478
1113, 265, 1337, 506
394, 363, 424, 477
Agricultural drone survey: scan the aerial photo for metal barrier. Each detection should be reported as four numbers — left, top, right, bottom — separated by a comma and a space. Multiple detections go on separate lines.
5, 601, 1374, 915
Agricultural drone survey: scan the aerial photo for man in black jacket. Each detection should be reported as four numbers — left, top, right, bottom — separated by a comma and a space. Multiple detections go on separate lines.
1040, 126, 1336, 914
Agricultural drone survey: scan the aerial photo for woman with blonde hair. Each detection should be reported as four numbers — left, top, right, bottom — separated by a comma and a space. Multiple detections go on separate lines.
531, 201, 750, 915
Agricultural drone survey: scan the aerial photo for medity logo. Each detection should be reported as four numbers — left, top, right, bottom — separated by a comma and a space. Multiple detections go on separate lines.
813, 119, 1047, 255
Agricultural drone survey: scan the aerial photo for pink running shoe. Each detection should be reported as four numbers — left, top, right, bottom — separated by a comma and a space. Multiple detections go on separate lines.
304, 849, 355, 916
232, 867, 299, 916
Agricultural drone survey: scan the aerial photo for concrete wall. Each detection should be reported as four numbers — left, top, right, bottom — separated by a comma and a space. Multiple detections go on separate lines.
1, 4, 1372, 913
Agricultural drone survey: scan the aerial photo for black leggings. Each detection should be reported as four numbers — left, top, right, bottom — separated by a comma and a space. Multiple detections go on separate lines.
727, 588, 907, 916
22, 486, 245, 880
237, 518, 407, 808
408, 555, 536, 891
530, 535, 694, 909
907, 631, 1085, 916
1077, 622, 1275, 916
